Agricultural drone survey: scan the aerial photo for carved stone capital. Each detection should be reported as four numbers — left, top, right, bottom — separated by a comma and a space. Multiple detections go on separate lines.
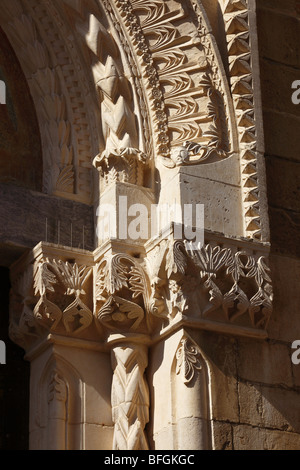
9, 243, 96, 352
94, 252, 153, 336
146, 228, 273, 337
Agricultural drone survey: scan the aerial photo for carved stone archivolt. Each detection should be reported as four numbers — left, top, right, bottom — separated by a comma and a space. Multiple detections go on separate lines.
112, 0, 234, 167
1, 0, 98, 203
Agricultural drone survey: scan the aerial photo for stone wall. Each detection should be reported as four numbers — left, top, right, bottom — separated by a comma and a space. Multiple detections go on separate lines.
208, 0, 300, 450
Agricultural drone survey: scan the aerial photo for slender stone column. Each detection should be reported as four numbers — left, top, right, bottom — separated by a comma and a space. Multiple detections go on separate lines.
110, 341, 150, 450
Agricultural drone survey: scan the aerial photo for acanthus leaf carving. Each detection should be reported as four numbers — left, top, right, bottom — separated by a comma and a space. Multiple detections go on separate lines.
10, 252, 94, 346
147, 235, 273, 330
176, 337, 202, 385
97, 295, 145, 332
95, 253, 152, 334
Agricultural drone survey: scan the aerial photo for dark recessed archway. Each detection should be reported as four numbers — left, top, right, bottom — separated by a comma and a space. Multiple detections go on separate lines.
0, 26, 42, 191
0, 267, 29, 450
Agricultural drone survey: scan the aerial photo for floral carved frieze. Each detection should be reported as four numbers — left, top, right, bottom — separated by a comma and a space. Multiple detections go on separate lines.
9, 234, 273, 351
147, 234, 273, 333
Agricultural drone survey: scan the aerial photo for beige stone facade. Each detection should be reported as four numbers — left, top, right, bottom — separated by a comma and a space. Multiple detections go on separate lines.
0, 0, 300, 451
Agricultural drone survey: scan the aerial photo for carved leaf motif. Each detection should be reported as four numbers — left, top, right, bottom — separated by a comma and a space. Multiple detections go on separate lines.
253, 257, 272, 286
249, 288, 273, 328
202, 277, 223, 316
176, 338, 202, 384
128, 265, 146, 300
56, 165, 74, 193
98, 295, 144, 331
226, 251, 246, 282
109, 255, 131, 294
34, 261, 57, 297
166, 240, 187, 278
222, 284, 249, 322
33, 296, 62, 331
51, 260, 92, 296
186, 243, 232, 279
246, 257, 273, 328
48, 371, 67, 404
63, 297, 93, 334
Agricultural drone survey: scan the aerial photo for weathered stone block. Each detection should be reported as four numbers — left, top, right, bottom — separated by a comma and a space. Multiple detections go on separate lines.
233, 424, 300, 450
236, 338, 293, 387
211, 420, 233, 450
257, 7, 300, 68
263, 111, 300, 162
